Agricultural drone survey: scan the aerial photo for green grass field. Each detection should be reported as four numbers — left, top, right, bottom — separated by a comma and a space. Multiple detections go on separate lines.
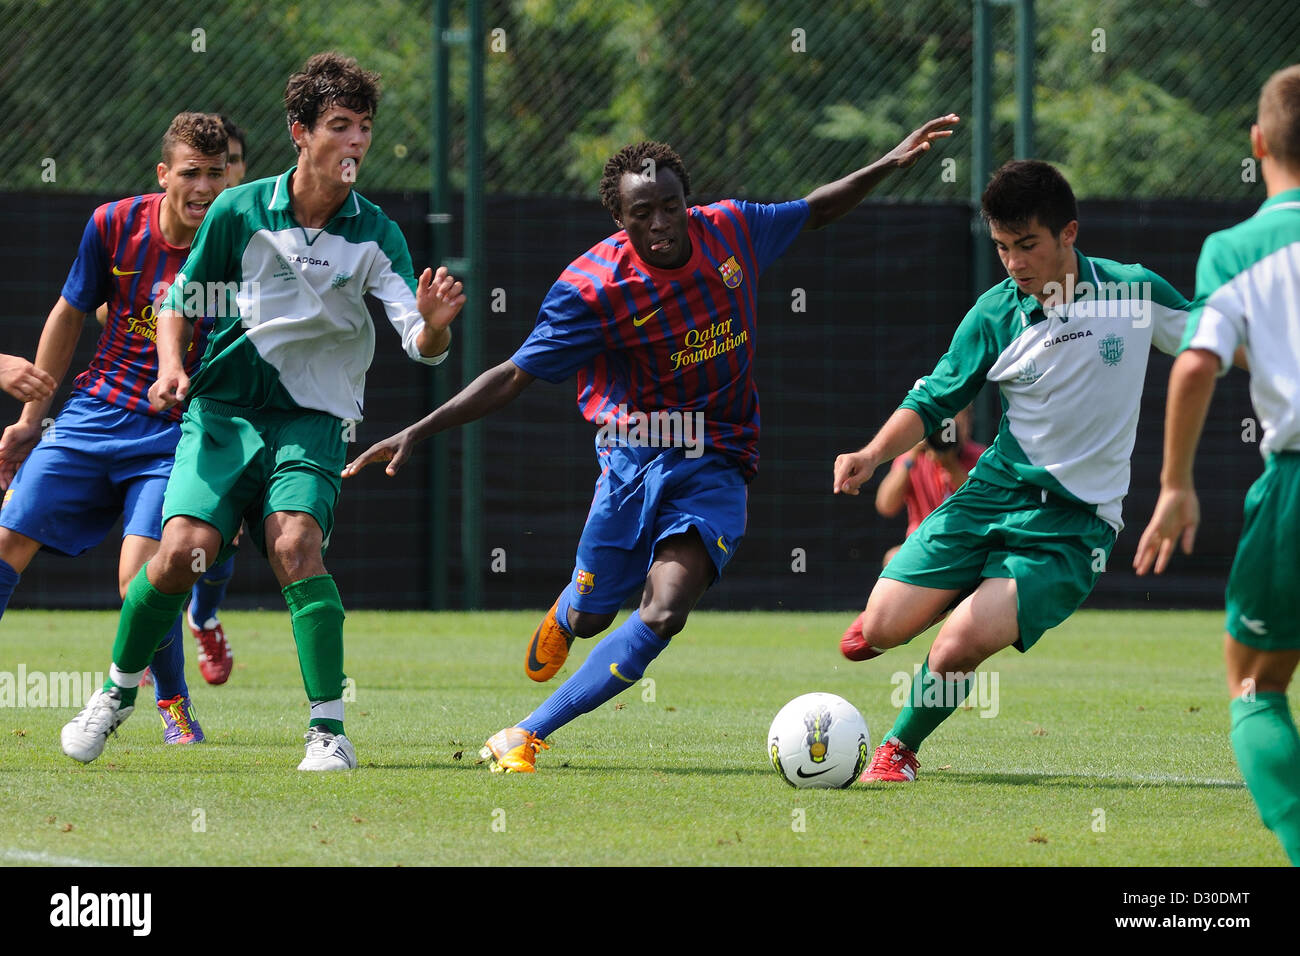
0, 608, 1291, 866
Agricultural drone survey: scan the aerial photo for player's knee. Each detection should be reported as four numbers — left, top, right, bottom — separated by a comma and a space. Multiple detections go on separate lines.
639, 599, 689, 639
270, 538, 322, 583
859, 606, 909, 650
928, 633, 990, 675
568, 609, 614, 639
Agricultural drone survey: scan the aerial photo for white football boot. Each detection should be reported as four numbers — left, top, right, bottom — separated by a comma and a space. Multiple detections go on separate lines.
61, 687, 134, 763
298, 726, 357, 771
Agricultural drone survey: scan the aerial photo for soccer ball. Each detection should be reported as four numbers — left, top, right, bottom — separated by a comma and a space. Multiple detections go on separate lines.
767, 692, 870, 789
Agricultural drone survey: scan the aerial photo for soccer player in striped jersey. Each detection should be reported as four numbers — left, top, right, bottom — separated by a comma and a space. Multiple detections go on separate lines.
93, 114, 251, 687
343, 115, 960, 772
1135, 64, 1300, 865
0, 112, 227, 745
834, 159, 1199, 783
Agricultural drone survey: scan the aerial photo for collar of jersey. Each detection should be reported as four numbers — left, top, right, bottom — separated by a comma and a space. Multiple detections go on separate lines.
266, 165, 361, 220
622, 209, 708, 279
1257, 186, 1300, 215
1014, 248, 1100, 322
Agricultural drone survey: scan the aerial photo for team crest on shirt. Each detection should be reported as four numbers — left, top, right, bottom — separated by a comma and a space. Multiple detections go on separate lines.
575, 569, 596, 594
1098, 333, 1125, 367
1, 488, 12, 509
717, 256, 743, 289
1013, 358, 1041, 385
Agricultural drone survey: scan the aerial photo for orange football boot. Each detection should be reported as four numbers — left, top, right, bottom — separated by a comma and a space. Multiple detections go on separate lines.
480, 726, 550, 773
524, 601, 575, 682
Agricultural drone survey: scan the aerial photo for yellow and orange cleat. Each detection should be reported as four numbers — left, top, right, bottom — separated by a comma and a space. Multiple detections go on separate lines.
480, 726, 550, 773
524, 601, 575, 682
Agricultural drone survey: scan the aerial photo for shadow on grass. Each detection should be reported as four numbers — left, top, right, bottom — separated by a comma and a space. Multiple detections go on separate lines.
906, 770, 1244, 790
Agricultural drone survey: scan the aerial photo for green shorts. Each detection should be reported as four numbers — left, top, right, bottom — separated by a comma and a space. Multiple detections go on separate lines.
163, 398, 345, 558
1225, 452, 1300, 650
881, 478, 1116, 651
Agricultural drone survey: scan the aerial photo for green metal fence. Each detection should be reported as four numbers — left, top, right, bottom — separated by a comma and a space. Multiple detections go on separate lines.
2, 0, 1296, 200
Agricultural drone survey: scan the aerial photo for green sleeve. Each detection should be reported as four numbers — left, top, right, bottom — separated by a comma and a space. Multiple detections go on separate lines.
159, 190, 238, 321
899, 302, 999, 434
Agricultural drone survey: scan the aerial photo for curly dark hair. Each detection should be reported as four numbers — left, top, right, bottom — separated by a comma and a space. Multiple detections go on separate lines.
161, 112, 228, 165
980, 160, 1077, 237
284, 52, 381, 135
599, 141, 691, 219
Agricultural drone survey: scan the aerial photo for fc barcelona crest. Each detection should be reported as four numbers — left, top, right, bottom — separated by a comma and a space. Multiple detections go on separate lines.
717, 255, 743, 289
1098, 333, 1125, 367
576, 569, 596, 594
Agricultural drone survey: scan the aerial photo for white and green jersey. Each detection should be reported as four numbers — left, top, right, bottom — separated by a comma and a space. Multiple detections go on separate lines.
901, 251, 1190, 531
159, 167, 447, 421
1181, 187, 1300, 457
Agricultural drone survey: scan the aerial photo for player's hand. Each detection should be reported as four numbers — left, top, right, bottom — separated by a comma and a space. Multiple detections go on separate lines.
148, 369, 189, 411
417, 266, 466, 331
0, 355, 56, 404
0, 419, 45, 489
833, 450, 879, 495
1133, 486, 1200, 575
342, 429, 416, 479
886, 114, 960, 170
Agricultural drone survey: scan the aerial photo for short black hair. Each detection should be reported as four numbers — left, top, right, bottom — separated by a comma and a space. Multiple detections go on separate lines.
981, 160, 1078, 236
599, 141, 691, 219
220, 115, 247, 160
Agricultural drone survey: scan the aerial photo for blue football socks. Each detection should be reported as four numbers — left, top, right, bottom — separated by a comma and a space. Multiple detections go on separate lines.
521, 610, 669, 739
149, 618, 189, 702
555, 586, 578, 637
190, 554, 235, 625
0, 557, 19, 620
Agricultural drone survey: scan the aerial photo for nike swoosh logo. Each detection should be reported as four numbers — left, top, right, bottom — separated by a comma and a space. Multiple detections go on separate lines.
716, 536, 728, 554
609, 663, 636, 683
632, 307, 662, 327
1239, 615, 1269, 635
526, 624, 547, 672
112, 266, 141, 276
795, 765, 835, 778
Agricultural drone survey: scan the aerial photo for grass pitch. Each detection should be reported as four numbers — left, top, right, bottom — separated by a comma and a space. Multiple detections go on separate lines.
0, 608, 1290, 866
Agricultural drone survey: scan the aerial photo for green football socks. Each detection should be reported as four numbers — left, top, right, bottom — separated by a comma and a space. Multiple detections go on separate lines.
284, 574, 347, 735
1230, 692, 1300, 866
105, 564, 190, 707
886, 657, 975, 751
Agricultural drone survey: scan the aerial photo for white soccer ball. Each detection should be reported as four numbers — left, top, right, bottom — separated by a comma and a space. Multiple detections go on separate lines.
767, 692, 870, 789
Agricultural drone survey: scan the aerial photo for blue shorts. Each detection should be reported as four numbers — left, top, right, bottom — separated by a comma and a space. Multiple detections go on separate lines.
0, 391, 179, 556
567, 445, 748, 615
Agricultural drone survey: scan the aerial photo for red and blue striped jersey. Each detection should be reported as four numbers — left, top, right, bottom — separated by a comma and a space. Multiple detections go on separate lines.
512, 199, 808, 480
61, 193, 208, 422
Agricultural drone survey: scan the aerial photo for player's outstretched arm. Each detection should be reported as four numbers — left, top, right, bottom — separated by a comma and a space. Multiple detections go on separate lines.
1133, 348, 1220, 575
0, 297, 85, 487
0, 354, 56, 404
803, 114, 959, 230
834, 407, 926, 495
414, 265, 466, 357
342, 358, 535, 478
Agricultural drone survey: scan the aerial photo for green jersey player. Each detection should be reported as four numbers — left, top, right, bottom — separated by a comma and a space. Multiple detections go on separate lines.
1136, 64, 1300, 866
60, 52, 465, 771
835, 159, 1194, 782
